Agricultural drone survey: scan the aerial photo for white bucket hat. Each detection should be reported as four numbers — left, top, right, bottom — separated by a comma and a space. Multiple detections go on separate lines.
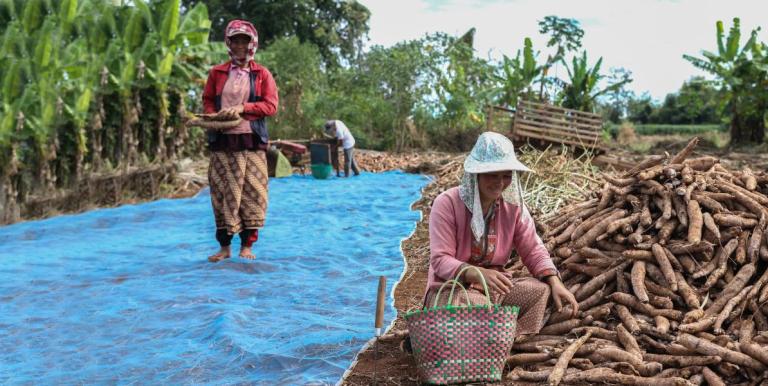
459, 132, 532, 241
463, 131, 530, 173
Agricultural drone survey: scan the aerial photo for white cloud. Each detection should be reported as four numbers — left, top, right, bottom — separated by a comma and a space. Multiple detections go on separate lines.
361, 0, 768, 101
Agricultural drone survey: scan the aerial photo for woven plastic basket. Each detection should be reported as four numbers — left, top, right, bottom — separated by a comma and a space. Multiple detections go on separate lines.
404, 266, 519, 384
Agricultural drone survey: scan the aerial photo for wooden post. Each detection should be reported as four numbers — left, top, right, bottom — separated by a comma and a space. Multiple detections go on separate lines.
375, 276, 387, 337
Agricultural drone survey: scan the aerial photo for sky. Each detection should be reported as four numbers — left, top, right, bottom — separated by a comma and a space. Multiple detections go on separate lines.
361, 0, 768, 101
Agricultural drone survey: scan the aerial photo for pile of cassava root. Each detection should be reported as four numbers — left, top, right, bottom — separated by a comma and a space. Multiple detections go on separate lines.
507, 137, 768, 385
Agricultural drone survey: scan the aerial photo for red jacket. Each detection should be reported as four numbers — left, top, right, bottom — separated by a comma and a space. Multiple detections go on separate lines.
202, 60, 279, 120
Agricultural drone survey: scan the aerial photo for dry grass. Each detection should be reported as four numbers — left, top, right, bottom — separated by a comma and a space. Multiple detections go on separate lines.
516, 145, 602, 220
617, 121, 638, 145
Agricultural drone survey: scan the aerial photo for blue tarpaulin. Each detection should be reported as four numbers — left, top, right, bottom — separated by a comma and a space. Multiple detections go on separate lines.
0, 171, 429, 384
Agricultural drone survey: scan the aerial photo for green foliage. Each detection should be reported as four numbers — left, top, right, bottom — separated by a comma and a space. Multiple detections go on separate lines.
10, 2, 760, 215
537, 16, 585, 100
606, 123, 724, 137
538, 16, 583, 63
0, 0, 216, 197
558, 52, 632, 112
432, 30, 495, 133
626, 93, 655, 124
160, 0, 180, 47
628, 141, 652, 154
325, 36, 440, 150
59, 0, 78, 36
484, 37, 543, 108
684, 17, 768, 144
655, 78, 720, 124
623, 77, 721, 125
183, 0, 371, 66
597, 68, 634, 123
257, 36, 324, 140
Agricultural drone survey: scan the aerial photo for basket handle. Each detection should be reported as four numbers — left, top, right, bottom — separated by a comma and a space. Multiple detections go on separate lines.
453, 265, 493, 307
432, 279, 470, 308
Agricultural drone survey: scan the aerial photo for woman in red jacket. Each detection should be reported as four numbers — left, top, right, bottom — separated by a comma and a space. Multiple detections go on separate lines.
202, 20, 279, 262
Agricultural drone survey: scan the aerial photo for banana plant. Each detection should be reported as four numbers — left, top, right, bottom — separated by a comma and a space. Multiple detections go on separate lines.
75, 0, 121, 170
483, 37, 543, 108
113, 0, 212, 161
152, 0, 211, 159
0, 14, 26, 188
557, 51, 631, 112
0, 0, 218, 220
0, 25, 24, 151
58, 0, 78, 37
60, 35, 96, 180
684, 18, 768, 144
7, 4, 65, 191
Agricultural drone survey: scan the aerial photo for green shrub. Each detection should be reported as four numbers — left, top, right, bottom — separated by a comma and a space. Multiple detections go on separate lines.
605, 123, 725, 136
629, 141, 652, 154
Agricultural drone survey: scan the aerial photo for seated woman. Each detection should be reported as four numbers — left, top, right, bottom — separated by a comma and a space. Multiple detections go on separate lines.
426, 132, 578, 336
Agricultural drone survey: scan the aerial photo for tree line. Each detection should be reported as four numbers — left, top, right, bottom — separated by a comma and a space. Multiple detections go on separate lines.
1, 1, 766, 222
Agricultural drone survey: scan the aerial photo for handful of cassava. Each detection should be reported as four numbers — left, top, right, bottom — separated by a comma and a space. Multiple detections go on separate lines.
185, 113, 242, 130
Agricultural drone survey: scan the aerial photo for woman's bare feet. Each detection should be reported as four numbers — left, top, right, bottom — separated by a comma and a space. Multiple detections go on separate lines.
208, 246, 231, 262
239, 246, 256, 259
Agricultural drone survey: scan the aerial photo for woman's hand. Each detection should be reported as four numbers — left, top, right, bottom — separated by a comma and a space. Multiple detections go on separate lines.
217, 104, 244, 120
546, 275, 579, 317
463, 266, 513, 296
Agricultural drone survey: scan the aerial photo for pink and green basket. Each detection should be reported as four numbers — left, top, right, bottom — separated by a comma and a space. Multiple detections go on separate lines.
404, 266, 519, 384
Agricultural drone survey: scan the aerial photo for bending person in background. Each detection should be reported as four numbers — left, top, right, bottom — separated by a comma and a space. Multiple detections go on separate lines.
324, 120, 360, 177
202, 20, 278, 262
426, 132, 578, 336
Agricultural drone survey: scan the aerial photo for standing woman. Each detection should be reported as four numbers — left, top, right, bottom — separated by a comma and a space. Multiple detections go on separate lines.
426, 132, 578, 336
202, 20, 278, 262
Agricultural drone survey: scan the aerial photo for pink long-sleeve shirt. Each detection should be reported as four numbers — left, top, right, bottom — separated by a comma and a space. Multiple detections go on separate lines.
426, 187, 557, 294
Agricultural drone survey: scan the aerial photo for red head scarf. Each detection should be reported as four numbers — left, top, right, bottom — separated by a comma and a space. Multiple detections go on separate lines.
224, 20, 258, 66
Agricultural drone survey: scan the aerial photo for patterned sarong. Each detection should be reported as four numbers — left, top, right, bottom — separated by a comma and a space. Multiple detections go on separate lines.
208, 150, 268, 234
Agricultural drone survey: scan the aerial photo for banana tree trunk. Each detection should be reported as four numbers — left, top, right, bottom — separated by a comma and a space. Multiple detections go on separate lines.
155, 92, 168, 162
74, 123, 86, 182
120, 96, 140, 167
0, 145, 21, 224
89, 99, 104, 171
730, 111, 766, 145
74, 139, 84, 182
0, 176, 20, 224
171, 90, 188, 158
130, 92, 141, 165
89, 67, 109, 171
37, 140, 58, 193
